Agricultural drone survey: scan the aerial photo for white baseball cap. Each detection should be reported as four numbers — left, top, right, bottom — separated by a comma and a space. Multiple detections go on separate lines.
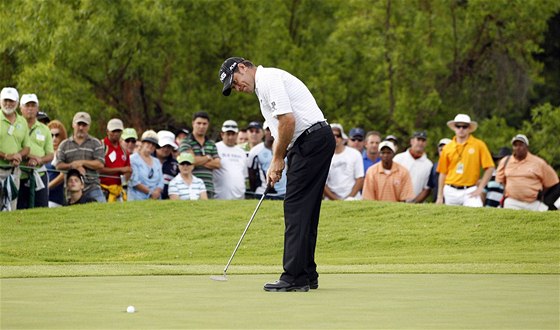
20, 93, 39, 105
379, 140, 396, 153
157, 130, 178, 150
511, 134, 529, 146
331, 123, 348, 139
107, 118, 124, 131
222, 120, 239, 133
1, 87, 19, 102
438, 138, 452, 146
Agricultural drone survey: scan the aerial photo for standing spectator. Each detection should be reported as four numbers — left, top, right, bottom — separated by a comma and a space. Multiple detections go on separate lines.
99, 119, 131, 202
220, 57, 335, 292
347, 127, 366, 154
18, 94, 54, 209
0, 87, 30, 211
168, 153, 208, 200
46, 120, 68, 207
55, 112, 106, 203
121, 128, 138, 156
247, 126, 287, 200
384, 135, 399, 152
393, 131, 433, 203
156, 130, 179, 199
239, 121, 264, 153
128, 130, 164, 201
496, 134, 559, 211
178, 111, 220, 198
482, 147, 510, 207
237, 128, 249, 146
324, 125, 364, 200
363, 131, 382, 173
64, 169, 97, 205
214, 120, 247, 200
363, 141, 414, 202
428, 138, 451, 202
436, 114, 495, 207
174, 128, 190, 147
36, 111, 50, 125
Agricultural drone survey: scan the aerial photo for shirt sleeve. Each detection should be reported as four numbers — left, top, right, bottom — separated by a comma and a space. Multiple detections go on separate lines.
261, 72, 293, 118
495, 157, 507, 184
479, 141, 495, 169
362, 168, 375, 200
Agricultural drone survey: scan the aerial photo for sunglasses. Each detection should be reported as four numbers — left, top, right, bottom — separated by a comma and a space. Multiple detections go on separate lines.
179, 162, 192, 166
223, 125, 238, 129
148, 168, 154, 179
333, 134, 342, 138
125, 139, 137, 144
455, 124, 470, 129
350, 138, 363, 142
51, 133, 60, 138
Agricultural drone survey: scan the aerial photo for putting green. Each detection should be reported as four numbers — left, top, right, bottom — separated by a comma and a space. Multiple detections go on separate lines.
1, 274, 558, 329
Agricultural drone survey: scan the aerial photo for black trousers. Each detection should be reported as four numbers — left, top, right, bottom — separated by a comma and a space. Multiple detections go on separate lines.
280, 125, 335, 285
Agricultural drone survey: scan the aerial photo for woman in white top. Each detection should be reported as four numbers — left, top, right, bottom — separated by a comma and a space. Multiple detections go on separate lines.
168, 152, 208, 200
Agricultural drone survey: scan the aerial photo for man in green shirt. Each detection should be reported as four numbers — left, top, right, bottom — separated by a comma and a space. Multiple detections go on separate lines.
0, 87, 30, 211
17, 94, 54, 209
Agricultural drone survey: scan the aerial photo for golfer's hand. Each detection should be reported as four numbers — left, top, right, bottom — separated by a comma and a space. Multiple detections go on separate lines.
267, 158, 285, 186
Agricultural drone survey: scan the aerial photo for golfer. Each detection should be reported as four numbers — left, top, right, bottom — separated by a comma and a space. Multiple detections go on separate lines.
220, 57, 335, 292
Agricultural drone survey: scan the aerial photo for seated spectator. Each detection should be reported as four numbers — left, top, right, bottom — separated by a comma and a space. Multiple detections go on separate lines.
128, 130, 164, 201
47, 120, 68, 207
121, 128, 138, 156
65, 169, 97, 205
168, 153, 208, 200
482, 147, 510, 207
324, 125, 364, 200
363, 141, 414, 202
156, 130, 179, 199
496, 134, 559, 211
393, 131, 433, 203
214, 120, 247, 200
347, 127, 366, 154
99, 119, 131, 202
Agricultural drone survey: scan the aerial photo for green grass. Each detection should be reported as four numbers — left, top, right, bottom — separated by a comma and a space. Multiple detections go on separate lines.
1, 200, 558, 277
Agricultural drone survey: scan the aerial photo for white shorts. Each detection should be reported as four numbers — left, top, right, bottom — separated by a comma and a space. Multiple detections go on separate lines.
443, 185, 483, 207
504, 198, 548, 212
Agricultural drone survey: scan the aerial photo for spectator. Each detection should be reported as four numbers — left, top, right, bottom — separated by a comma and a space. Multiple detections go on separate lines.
36, 111, 50, 125
393, 131, 433, 203
175, 128, 190, 147
46, 120, 68, 207
178, 111, 220, 198
330, 123, 348, 141
121, 128, 138, 156
55, 112, 106, 203
363, 131, 382, 172
156, 130, 179, 199
237, 128, 249, 146
18, 94, 54, 209
324, 125, 364, 200
347, 127, 366, 154
65, 169, 97, 205
363, 141, 414, 202
99, 119, 131, 202
0, 87, 30, 211
128, 130, 164, 201
496, 134, 559, 211
214, 120, 247, 200
482, 147, 510, 207
436, 114, 495, 207
428, 138, 451, 202
247, 125, 287, 200
168, 152, 208, 200
384, 135, 399, 152
239, 121, 264, 153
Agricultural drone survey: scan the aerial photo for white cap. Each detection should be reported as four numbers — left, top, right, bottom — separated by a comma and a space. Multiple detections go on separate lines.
157, 130, 178, 150
447, 114, 478, 132
20, 93, 39, 106
330, 123, 348, 139
107, 118, 124, 131
438, 138, 452, 146
379, 140, 396, 153
222, 120, 239, 133
511, 134, 529, 146
1, 87, 19, 102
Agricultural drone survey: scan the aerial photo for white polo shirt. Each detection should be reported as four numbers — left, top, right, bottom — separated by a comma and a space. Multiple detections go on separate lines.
254, 66, 326, 148
326, 146, 364, 199
213, 141, 247, 200
393, 149, 433, 197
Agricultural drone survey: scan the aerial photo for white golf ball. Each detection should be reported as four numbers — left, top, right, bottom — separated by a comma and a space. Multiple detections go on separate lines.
126, 305, 136, 313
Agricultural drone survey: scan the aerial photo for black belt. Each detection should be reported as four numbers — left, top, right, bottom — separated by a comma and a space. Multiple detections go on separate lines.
302, 121, 329, 137
447, 184, 475, 190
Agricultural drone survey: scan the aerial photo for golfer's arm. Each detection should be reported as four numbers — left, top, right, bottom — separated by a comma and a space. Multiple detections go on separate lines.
273, 113, 295, 160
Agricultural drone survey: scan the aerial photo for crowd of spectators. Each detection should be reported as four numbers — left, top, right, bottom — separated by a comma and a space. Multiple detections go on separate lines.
1, 86, 558, 212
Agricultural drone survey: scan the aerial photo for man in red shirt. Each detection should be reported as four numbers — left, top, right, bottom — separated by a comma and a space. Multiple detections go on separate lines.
99, 118, 131, 202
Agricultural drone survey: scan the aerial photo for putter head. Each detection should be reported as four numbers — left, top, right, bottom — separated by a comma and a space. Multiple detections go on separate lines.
210, 273, 228, 282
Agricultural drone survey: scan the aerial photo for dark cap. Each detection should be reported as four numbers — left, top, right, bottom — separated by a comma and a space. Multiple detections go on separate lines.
412, 131, 427, 140
37, 111, 50, 123
493, 147, 511, 160
66, 169, 84, 183
219, 57, 245, 96
247, 121, 262, 130
349, 128, 365, 139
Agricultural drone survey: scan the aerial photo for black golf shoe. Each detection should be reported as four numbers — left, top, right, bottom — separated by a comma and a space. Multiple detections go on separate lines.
309, 278, 318, 290
263, 280, 310, 292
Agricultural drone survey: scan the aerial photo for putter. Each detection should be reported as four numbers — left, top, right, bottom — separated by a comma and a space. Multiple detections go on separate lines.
210, 185, 271, 282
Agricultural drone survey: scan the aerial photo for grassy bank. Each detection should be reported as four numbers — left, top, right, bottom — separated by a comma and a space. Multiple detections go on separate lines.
1, 200, 558, 277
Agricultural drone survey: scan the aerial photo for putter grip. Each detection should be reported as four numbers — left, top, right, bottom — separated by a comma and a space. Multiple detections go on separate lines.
263, 184, 272, 196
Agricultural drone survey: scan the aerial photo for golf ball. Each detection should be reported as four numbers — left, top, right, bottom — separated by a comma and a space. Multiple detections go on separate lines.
126, 305, 136, 313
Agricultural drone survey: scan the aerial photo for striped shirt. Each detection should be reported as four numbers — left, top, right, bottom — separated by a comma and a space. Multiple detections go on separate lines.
168, 174, 206, 200
178, 135, 219, 195
56, 135, 105, 192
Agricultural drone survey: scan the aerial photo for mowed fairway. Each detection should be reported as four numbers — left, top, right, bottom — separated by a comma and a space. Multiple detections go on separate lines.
1, 274, 558, 329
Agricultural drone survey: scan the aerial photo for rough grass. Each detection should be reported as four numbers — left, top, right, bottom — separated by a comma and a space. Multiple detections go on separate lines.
1, 200, 558, 277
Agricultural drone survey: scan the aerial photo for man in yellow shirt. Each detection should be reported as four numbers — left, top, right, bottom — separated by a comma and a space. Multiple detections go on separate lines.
436, 114, 495, 207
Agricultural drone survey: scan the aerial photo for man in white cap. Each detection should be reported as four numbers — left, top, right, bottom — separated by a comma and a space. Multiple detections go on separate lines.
99, 118, 131, 202
55, 111, 106, 202
156, 130, 179, 199
496, 134, 559, 211
213, 120, 247, 200
436, 114, 494, 207
17, 94, 54, 209
0, 87, 30, 211
362, 141, 414, 202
